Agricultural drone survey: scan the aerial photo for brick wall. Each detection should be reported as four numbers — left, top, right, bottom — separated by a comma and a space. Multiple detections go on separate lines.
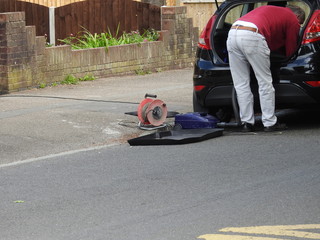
0, 13, 39, 91
0, 7, 198, 93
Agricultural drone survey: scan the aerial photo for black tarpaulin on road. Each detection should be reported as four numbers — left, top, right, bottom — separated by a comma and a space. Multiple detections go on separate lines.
127, 128, 224, 146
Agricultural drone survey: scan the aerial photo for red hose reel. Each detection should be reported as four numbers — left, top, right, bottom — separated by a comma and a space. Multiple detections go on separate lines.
137, 94, 168, 126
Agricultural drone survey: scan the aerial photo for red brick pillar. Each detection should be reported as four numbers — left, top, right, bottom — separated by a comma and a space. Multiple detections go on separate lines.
0, 12, 37, 93
0, 13, 10, 93
161, 6, 198, 68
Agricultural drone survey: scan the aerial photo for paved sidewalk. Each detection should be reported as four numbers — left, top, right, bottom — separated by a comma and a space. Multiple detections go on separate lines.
0, 68, 193, 165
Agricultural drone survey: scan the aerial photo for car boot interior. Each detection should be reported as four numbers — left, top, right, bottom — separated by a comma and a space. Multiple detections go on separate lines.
211, 1, 310, 65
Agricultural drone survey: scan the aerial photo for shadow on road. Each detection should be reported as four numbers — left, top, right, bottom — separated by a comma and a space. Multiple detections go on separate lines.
224, 108, 320, 134
277, 108, 320, 130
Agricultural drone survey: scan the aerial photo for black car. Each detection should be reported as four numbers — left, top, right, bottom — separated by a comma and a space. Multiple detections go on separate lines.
193, 0, 320, 121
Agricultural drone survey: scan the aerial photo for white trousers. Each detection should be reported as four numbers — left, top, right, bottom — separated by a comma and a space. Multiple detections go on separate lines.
227, 29, 277, 127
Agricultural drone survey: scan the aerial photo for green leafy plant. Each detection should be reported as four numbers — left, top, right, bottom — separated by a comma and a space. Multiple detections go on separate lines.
58, 26, 160, 50
60, 74, 96, 85
79, 74, 96, 82
39, 82, 47, 88
37, 74, 96, 89
61, 74, 79, 85
135, 68, 152, 75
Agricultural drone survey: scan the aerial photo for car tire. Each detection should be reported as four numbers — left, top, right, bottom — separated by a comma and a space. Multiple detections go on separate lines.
211, 107, 232, 122
193, 92, 232, 122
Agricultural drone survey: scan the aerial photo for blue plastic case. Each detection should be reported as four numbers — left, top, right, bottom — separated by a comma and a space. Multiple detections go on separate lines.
174, 112, 220, 129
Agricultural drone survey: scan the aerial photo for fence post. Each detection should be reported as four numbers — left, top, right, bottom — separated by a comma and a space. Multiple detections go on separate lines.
49, 6, 56, 45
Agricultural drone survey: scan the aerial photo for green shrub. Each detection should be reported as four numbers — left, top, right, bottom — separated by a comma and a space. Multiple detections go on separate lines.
60, 74, 96, 85
58, 27, 159, 50
79, 74, 95, 82
61, 74, 79, 85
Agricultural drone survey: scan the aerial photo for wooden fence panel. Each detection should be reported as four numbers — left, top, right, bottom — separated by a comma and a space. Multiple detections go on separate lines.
99, 0, 107, 33
112, 0, 120, 33
0, 0, 161, 43
81, 0, 89, 33
0, 0, 49, 37
136, 2, 143, 32
130, 1, 138, 31
118, 0, 125, 33
0, 0, 14, 12
54, 0, 160, 42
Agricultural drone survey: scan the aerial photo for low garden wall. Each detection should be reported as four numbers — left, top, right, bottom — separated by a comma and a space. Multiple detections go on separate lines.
0, 6, 198, 93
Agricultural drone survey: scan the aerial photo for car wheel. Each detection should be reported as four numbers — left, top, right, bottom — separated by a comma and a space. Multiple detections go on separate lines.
193, 92, 232, 122
209, 107, 232, 122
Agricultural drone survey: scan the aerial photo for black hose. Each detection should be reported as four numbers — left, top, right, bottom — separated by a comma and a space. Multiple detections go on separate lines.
231, 87, 241, 125
217, 87, 242, 128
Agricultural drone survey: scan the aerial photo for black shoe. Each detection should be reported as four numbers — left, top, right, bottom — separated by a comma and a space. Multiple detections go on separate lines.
264, 122, 288, 132
241, 122, 255, 132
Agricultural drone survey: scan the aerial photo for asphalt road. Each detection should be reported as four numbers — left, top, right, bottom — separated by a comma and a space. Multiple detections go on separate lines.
1, 124, 320, 240
1, 68, 320, 239
0, 69, 193, 165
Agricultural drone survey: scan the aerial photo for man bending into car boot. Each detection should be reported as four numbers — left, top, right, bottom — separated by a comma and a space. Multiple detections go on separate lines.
226, 5, 305, 132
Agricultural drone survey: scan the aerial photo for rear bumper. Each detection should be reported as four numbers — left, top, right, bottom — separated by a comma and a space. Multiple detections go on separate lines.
196, 82, 318, 109
274, 83, 317, 105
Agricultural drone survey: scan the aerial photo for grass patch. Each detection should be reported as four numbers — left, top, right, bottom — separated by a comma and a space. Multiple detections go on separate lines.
38, 74, 96, 89
135, 68, 152, 75
79, 74, 96, 82
39, 82, 47, 88
61, 74, 96, 85
61, 74, 79, 85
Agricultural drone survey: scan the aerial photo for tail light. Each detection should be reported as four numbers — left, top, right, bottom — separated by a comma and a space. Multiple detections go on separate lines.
302, 10, 320, 44
194, 85, 206, 92
303, 10, 320, 87
305, 81, 320, 87
198, 15, 217, 50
